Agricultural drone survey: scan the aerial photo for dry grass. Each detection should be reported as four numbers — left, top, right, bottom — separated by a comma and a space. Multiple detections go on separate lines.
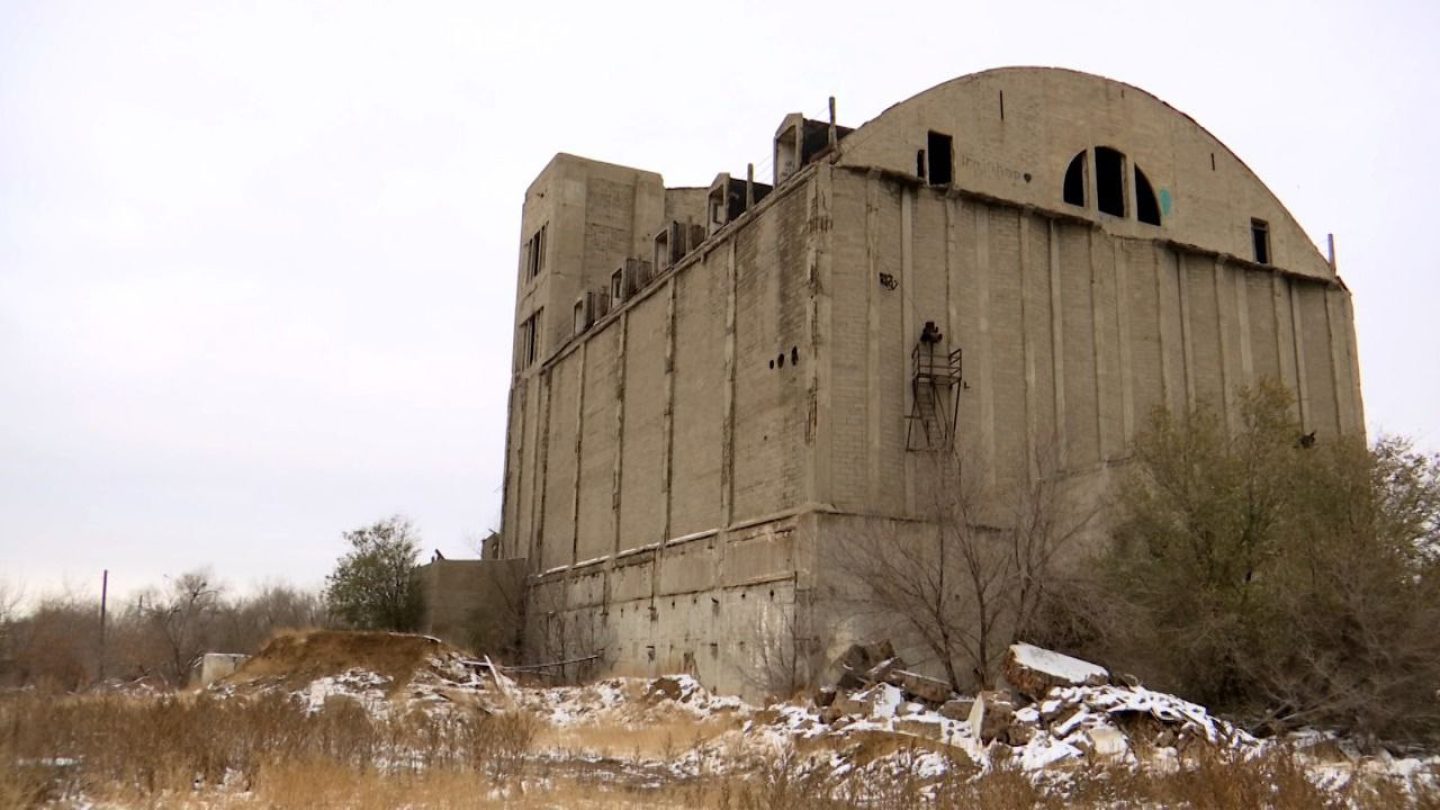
4, 686, 1439, 808
0, 688, 537, 807
535, 715, 740, 761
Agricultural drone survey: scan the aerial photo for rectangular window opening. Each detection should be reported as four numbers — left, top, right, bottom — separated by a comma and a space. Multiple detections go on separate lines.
1251, 219, 1271, 265
523, 223, 548, 281
1095, 147, 1126, 218
610, 269, 625, 304
653, 226, 672, 272
519, 308, 543, 369
927, 131, 953, 186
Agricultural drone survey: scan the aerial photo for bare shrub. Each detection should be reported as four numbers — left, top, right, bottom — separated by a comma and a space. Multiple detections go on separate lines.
832, 445, 1095, 691
1093, 381, 1440, 744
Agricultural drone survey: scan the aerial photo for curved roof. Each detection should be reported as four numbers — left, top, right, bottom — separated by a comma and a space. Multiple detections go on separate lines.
834, 67, 1333, 280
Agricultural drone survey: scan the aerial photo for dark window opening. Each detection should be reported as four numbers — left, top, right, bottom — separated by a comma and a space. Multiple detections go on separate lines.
927, 131, 953, 185
1135, 166, 1161, 226
1063, 151, 1086, 206
916, 149, 926, 180
1252, 219, 1270, 265
1210, 152, 1216, 171
610, 269, 624, 303
1095, 147, 1126, 217
522, 223, 547, 281
519, 308, 542, 369
790, 346, 799, 365
999, 90, 1005, 120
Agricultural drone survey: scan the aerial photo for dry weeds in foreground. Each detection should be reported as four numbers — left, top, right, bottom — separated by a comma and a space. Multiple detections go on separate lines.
2, 690, 1437, 808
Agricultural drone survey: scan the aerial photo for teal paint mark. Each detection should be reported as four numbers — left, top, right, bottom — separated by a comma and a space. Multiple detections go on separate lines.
1159, 188, 1173, 216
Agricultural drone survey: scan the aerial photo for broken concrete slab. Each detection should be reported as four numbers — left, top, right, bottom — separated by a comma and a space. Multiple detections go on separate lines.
939, 698, 974, 721
885, 668, 952, 704
968, 690, 1017, 744
1003, 643, 1109, 701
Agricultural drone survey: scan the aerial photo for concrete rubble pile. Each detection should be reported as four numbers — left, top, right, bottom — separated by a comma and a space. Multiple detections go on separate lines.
805, 641, 1258, 766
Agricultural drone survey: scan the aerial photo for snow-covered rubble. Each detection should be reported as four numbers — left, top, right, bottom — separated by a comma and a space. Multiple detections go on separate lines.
202, 634, 1439, 800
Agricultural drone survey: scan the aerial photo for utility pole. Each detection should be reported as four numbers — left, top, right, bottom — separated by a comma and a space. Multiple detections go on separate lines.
98, 569, 108, 684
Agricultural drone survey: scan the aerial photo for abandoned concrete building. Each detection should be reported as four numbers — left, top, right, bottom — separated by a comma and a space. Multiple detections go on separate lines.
491, 67, 1364, 695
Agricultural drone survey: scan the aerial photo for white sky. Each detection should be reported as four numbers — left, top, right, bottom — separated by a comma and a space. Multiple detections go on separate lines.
3, 0, 1437, 602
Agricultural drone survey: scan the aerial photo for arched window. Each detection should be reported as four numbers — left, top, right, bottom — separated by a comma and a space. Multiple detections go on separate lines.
1063, 151, 1086, 206
1135, 165, 1161, 225
1061, 146, 1164, 227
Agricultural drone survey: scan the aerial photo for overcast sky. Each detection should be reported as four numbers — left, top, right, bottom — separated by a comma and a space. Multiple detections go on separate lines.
2, 0, 1437, 603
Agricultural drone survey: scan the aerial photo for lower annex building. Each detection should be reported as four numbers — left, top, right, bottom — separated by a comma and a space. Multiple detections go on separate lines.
486, 67, 1365, 695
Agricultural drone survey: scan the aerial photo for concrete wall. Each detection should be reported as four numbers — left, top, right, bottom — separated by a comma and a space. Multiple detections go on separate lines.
819, 167, 1363, 521
417, 559, 526, 655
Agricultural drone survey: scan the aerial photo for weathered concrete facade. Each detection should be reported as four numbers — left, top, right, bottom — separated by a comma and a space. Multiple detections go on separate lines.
416, 559, 525, 653
497, 68, 1364, 695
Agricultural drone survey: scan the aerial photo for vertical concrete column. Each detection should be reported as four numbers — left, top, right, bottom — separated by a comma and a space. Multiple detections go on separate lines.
1288, 280, 1311, 431
865, 173, 882, 504
1324, 287, 1350, 435
721, 242, 738, 525
532, 371, 552, 565
1342, 293, 1366, 435
502, 383, 523, 558
1154, 246, 1177, 412
1176, 250, 1197, 410
1235, 265, 1255, 386
660, 279, 678, 540
1111, 236, 1135, 451
944, 195, 960, 369
1213, 259, 1235, 430
651, 278, 678, 604
900, 188, 916, 515
1047, 219, 1067, 469
1271, 275, 1300, 422
1019, 213, 1038, 480
975, 205, 995, 484
1088, 229, 1108, 461
809, 169, 833, 508
570, 343, 588, 565
612, 313, 628, 555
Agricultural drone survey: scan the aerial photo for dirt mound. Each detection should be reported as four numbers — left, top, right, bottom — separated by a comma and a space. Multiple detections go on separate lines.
222, 630, 465, 695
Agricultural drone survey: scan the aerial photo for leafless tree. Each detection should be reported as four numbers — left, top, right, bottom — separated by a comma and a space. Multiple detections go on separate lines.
832, 445, 1094, 692
131, 570, 223, 685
